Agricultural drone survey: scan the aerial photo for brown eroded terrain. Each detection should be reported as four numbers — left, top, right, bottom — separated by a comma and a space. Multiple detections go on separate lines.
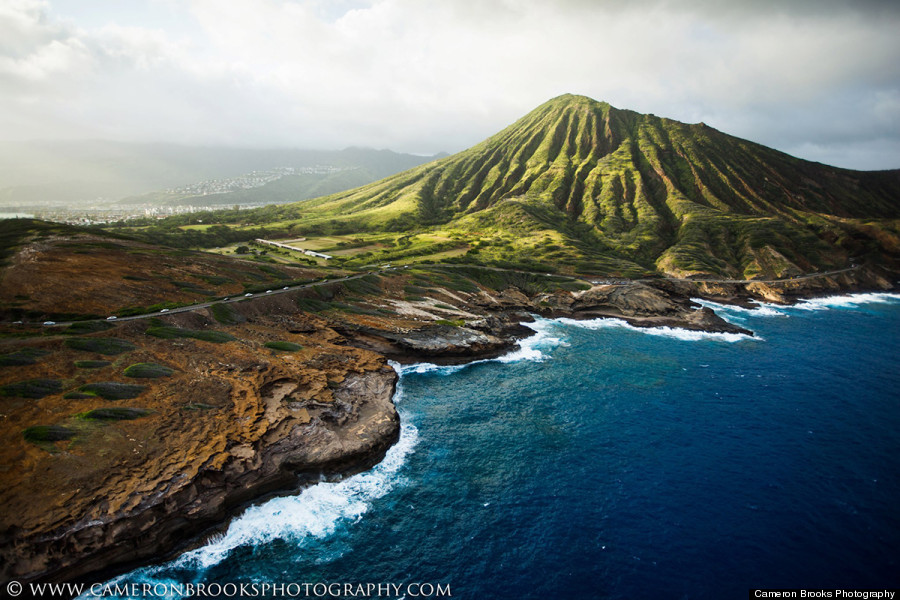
0, 226, 407, 583
1, 222, 895, 586
0, 230, 324, 319
0, 304, 399, 583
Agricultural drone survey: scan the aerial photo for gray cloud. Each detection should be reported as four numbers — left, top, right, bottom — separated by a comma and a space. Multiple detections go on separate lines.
0, 0, 897, 170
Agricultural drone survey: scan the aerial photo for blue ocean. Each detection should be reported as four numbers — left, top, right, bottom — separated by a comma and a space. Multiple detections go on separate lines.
98, 293, 900, 599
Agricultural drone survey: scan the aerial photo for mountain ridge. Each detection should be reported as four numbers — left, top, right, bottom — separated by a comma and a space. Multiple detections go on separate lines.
0, 142, 442, 208
117, 94, 900, 279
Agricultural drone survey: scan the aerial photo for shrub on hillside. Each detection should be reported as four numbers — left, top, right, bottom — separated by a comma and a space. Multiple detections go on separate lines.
83, 407, 151, 421
23, 425, 75, 443
145, 326, 236, 343
264, 341, 303, 352
65, 337, 136, 355
1, 378, 62, 398
78, 382, 146, 400
123, 363, 174, 378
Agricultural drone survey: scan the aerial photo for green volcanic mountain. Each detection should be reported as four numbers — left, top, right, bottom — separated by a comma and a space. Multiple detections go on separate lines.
130, 95, 900, 278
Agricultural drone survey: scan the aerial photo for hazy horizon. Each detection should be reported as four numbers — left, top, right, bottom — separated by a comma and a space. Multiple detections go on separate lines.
2, 1, 899, 170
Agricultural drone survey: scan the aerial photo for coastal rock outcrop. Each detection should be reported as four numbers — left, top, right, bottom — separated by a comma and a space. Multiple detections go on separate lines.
2, 233, 894, 589
0, 329, 399, 586
334, 323, 516, 363
556, 283, 753, 335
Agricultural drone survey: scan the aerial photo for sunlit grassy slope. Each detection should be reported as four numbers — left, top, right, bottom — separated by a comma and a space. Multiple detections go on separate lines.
125, 95, 900, 278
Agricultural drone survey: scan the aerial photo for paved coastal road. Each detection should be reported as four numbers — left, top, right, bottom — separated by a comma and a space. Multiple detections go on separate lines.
23, 270, 388, 327
11, 263, 863, 327
30, 262, 579, 327
101, 271, 386, 323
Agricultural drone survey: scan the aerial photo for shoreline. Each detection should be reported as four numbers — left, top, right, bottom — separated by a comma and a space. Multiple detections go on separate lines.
134, 287, 900, 581
2, 265, 896, 589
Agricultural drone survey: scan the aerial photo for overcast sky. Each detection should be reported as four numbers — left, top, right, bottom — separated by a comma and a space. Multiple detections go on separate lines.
2, 0, 899, 169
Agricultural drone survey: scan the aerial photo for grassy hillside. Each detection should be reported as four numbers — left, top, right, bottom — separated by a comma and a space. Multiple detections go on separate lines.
114, 95, 900, 278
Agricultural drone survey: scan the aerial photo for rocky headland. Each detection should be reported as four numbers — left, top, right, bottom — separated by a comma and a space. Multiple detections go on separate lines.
0, 310, 400, 585
1, 232, 896, 588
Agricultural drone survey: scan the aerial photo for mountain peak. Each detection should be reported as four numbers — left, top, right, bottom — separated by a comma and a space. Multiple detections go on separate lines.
220, 95, 900, 279
524, 93, 614, 121
543, 93, 609, 108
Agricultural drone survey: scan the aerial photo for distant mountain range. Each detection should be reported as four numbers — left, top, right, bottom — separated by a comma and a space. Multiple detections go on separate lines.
0, 142, 441, 208
220, 94, 899, 278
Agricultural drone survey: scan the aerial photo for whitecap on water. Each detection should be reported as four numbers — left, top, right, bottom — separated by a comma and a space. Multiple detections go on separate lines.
168, 416, 420, 571
693, 293, 900, 317
692, 298, 787, 318
747, 301, 790, 316
399, 361, 469, 376
789, 292, 900, 311
493, 318, 566, 363
396, 318, 567, 377
555, 316, 757, 343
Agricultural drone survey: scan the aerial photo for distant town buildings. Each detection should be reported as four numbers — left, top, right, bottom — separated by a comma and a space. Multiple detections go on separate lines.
163, 165, 346, 196
24, 204, 248, 225
4, 165, 353, 225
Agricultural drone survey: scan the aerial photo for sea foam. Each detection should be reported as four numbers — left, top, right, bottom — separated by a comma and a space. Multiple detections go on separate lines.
116, 369, 422, 578
692, 292, 900, 318
172, 417, 419, 570
692, 298, 787, 318
493, 318, 567, 363
789, 292, 900, 311
554, 316, 756, 343
398, 318, 566, 377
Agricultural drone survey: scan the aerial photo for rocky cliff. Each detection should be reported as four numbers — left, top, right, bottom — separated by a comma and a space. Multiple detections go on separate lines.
0, 311, 399, 585
1, 232, 895, 587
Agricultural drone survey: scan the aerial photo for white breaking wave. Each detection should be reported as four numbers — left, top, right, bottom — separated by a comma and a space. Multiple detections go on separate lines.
112, 368, 422, 578
554, 316, 756, 343
789, 292, 900, 311
693, 292, 900, 318
397, 318, 567, 377
747, 300, 791, 316
400, 361, 469, 376
692, 298, 787, 318
171, 418, 419, 570
493, 318, 567, 363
